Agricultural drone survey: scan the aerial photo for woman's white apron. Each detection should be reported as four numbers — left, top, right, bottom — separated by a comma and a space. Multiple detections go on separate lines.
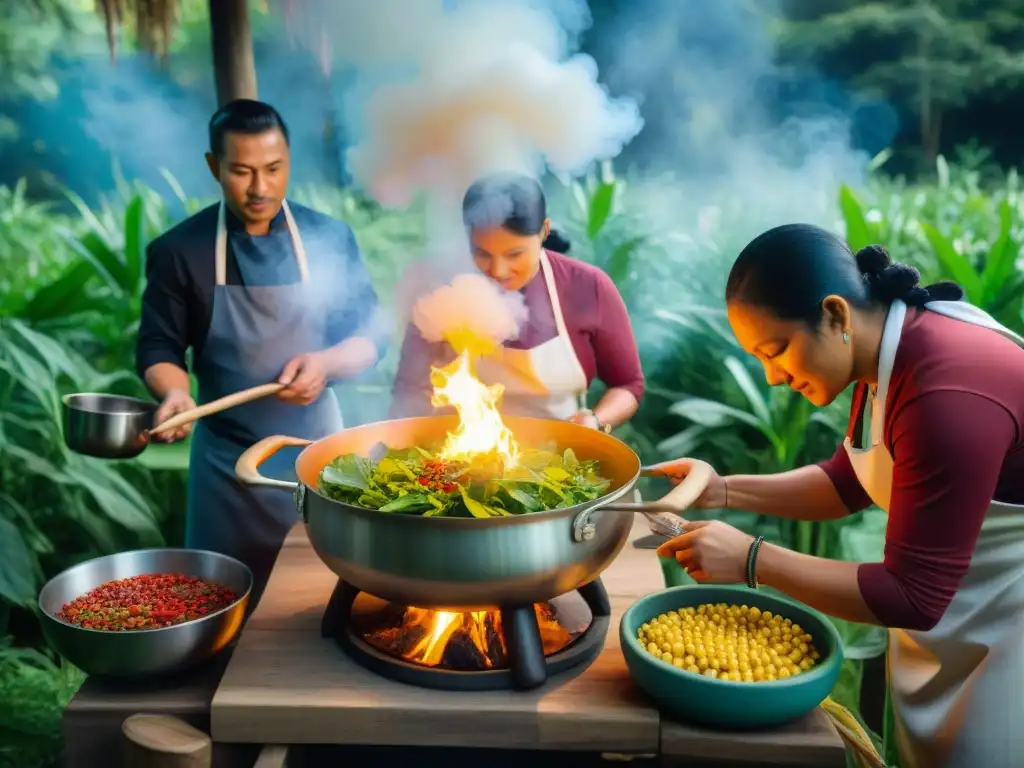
474, 249, 589, 420
842, 299, 1024, 767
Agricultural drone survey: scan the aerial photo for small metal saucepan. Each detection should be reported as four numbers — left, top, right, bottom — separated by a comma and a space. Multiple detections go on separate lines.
62, 382, 285, 460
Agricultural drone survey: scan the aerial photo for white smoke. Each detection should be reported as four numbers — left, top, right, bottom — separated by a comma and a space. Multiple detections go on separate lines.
333, 0, 644, 207
411, 273, 528, 347
312, 0, 642, 347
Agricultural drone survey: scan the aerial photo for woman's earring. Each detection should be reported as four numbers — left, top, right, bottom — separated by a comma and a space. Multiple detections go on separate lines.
842, 332, 850, 344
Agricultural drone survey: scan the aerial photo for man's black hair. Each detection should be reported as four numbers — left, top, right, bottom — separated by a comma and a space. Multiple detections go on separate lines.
208, 99, 290, 156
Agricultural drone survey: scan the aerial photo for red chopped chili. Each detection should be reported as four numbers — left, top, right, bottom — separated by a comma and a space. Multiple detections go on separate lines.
56, 573, 238, 631
416, 458, 463, 494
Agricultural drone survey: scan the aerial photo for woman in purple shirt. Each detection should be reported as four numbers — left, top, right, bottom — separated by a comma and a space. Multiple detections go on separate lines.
390, 173, 644, 430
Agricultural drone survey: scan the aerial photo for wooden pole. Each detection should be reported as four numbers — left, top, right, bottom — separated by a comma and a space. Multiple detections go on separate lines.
208, 0, 258, 106
122, 714, 212, 768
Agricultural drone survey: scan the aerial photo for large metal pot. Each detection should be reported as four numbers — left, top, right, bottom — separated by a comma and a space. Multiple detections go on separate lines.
235, 415, 708, 611
38, 548, 252, 677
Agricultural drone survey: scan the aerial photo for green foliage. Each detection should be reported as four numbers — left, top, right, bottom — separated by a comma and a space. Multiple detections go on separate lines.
0, 641, 84, 768
837, 154, 1024, 331
777, 0, 1024, 165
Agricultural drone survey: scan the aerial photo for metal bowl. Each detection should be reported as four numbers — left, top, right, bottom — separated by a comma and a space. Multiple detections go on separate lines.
620, 585, 843, 729
38, 549, 252, 678
62, 393, 157, 460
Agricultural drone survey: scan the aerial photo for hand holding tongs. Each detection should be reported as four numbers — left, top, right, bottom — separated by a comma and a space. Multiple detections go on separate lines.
592, 462, 711, 542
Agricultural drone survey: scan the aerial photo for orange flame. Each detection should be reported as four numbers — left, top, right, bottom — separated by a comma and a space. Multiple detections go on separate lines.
430, 340, 519, 468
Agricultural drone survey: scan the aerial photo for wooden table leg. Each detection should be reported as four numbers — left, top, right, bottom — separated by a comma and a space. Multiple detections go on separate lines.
254, 745, 290, 768
122, 714, 212, 768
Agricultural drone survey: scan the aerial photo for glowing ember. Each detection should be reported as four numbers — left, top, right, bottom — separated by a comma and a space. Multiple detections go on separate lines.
358, 602, 575, 670
430, 340, 520, 469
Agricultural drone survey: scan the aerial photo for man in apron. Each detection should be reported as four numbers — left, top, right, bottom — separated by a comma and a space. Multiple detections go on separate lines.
136, 99, 386, 603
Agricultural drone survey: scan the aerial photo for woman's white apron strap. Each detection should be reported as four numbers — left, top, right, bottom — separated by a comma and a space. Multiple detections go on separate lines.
539, 249, 588, 412
869, 298, 906, 445
472, 250, 589, 420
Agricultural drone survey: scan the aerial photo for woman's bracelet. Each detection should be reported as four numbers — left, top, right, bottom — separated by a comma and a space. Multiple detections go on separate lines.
746, 535, 764, 590
723, 477, 729, 509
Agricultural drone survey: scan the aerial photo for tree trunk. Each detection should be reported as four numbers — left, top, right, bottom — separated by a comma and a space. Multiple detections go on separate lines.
208, 0, 258, 106
916, 22, 942, 170
923, 110, 943, 169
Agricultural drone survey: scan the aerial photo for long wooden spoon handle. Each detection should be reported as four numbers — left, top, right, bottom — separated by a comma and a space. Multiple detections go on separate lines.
149, 383, 285, 435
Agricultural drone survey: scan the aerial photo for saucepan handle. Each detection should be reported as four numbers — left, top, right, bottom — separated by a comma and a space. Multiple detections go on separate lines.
570, 462, 712, 543
150, 382, 285, 436
234, 435, 312, 490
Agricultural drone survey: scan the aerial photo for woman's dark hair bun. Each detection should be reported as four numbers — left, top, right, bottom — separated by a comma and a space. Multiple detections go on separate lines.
854, 244, 891, 276
856, 243, 964, 306
877, 263, 926, 302
542, 228, 571, 253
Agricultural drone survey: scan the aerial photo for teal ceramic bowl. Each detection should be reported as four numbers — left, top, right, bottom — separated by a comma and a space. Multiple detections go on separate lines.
620, 585, 843, 729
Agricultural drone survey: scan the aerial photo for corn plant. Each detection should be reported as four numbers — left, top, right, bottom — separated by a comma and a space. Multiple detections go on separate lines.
840, 159, 1024, 333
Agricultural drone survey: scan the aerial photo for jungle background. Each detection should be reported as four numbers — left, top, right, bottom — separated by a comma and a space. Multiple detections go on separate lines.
3, 1, 1024, 766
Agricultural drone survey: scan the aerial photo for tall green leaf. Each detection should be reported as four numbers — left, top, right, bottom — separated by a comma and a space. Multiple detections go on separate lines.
583, 181, 614, 239
979, 199, 1019, 305
723, 356, 771, 425
0, 518, 37, 607
839, 185, 872, 251
668, 398, 762, 430
919, 222, 983, 300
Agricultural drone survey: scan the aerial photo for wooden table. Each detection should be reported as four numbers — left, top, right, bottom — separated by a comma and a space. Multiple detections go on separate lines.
208, 520, 846, 766
62, 653, 262, 768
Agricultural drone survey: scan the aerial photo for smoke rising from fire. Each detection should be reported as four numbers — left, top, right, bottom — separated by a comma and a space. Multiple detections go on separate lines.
336, 0, 644, 208
319, 0, 644, 354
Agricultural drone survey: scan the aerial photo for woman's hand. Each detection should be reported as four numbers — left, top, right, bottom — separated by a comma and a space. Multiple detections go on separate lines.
645, 458, 728, 509
656, 520, 753, 584
569, 409, 601, 429
152, 389, 197, 443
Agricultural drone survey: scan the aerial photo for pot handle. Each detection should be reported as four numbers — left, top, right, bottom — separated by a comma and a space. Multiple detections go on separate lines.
571, 462, 713, 543
234, 435, 312, 489
636, 462, 713, 511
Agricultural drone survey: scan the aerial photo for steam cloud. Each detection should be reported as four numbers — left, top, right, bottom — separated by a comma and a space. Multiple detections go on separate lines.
320, 0, 643, 351
412, 273, 528, 347
334, 0, 644, 207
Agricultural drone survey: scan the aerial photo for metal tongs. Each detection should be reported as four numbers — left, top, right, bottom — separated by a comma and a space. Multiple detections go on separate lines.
640, 510, 688, 539
626, 465, 697, 548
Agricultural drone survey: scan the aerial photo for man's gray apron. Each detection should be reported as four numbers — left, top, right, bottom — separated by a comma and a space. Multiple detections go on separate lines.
185, 201, 343, 604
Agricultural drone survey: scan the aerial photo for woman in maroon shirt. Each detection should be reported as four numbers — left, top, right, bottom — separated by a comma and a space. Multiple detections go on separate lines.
654, 224, 1024, 767
390, 173, 644, 430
